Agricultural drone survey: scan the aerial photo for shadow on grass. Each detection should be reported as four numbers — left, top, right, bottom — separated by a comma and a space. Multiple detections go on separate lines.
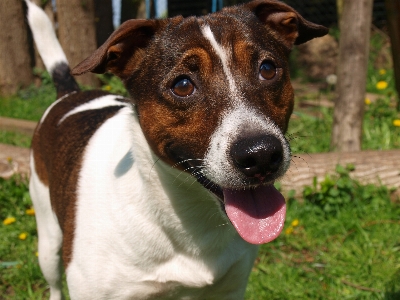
385, 269, 400, 300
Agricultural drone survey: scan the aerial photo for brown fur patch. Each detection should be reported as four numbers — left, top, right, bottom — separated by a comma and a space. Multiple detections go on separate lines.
31, 90, 129, 267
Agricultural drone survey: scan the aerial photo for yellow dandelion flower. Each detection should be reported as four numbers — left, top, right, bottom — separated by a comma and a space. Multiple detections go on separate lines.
3, 217, 16, 225
6, 157, 13, 163
376, 81, 388, 90
19, 232, 28, 240
285, 226, 293, 235
103, 85, 112, 91
26, 208, 35, 216
291, 219, 299, 227
379, 69, 386, 75
35, 251, 39, 257
393, 119, 400, 127
364, 98, 371, 105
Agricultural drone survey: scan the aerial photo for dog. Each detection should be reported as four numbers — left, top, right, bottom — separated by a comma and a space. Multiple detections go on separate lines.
26, 0, 327, 298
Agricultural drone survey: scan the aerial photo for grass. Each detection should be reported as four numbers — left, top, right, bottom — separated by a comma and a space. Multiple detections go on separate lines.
0, 72, 128, 149
0, 71, 56, 122
0, 131, 32, 148
0, 176, 48, 298
0, 72, 126, 124
287, 28, 400, 153
287, 96, 400, 154
245, 166, 400, 299
1, 168, 399, 299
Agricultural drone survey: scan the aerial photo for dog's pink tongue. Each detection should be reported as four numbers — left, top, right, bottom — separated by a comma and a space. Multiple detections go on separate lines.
224, 185, 286, 245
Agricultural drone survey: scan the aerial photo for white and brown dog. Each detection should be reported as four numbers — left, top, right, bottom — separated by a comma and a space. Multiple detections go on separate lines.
26, 0, 327, 299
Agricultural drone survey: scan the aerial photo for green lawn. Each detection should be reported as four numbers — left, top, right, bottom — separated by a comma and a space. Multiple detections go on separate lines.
0, 131, 32, 148
0, 71, 56, 122
1, 169, 399, 299
246, 167, 400, 299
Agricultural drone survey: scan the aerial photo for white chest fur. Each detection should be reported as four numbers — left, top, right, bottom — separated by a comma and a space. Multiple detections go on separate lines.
66, 108, 258, 299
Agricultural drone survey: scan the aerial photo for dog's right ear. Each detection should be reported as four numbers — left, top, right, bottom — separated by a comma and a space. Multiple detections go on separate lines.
72, 19, 161, 79
244, 0, 328, 49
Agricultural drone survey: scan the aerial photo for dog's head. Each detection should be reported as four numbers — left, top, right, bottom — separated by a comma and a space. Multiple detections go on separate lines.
72, 0, 328, 244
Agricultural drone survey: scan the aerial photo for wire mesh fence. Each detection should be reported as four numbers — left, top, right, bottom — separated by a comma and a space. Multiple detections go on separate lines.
168, 0, 388, 29
284, 0, 387, 28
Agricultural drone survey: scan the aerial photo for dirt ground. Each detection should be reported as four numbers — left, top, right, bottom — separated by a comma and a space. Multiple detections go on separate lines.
0, 143, 30, 179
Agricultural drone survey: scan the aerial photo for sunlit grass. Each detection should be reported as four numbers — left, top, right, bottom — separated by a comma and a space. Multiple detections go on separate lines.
0, 131, 32, 148
246, 168, 400, 299
1, 171, 399, 299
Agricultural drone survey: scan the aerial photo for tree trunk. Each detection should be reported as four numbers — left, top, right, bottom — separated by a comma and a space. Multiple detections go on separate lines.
121, 0, 135, 22
94, 0, 114, 47
56, 0, 99, 87
0, 0, 33, 96
385, 0, 400, 111
137, 0, 147, 19
121, 0, 146, 23
331, 0, 373, 152
336, 0, 343, 27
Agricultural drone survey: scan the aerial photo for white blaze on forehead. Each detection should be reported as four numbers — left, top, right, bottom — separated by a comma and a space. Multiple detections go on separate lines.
201, 25, 239, 100
201, 25, 291, 189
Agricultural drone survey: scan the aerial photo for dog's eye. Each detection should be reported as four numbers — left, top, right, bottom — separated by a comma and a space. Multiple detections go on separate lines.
259, 61, 276, 80
171, 77, 195, 97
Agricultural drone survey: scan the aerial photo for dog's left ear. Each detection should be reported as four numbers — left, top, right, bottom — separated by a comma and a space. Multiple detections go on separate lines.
245, 0, 328, 49
72, 19, 163, 78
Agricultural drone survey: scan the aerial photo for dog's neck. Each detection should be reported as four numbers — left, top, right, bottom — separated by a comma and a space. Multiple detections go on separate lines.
113, 112, 243, 255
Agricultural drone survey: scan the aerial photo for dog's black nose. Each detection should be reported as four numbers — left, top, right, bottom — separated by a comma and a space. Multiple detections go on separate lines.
230, 135, 283, 179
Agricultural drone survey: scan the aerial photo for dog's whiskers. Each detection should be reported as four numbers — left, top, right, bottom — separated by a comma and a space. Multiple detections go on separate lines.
171, 160, 205, 184
292, 155, 310, 171
148, 158, 161, 181
171, 158, 204, 169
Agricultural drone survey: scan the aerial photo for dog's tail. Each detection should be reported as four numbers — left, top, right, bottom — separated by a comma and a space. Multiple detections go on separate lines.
25, 0, 80, 97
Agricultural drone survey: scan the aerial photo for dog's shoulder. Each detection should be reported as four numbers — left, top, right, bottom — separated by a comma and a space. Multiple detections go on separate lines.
31, 90, 133, 189
31, 90, 134, 231
40, 90, 131, 128
34, 90, 133, 159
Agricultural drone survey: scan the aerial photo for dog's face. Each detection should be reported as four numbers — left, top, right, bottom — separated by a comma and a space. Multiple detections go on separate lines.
73, 0, 327, 244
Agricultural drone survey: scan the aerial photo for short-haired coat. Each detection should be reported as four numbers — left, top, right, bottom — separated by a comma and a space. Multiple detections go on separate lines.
26, 0, 328, 298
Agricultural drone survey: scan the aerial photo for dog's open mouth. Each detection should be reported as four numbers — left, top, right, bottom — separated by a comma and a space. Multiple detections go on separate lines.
184, 161, 286, 245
